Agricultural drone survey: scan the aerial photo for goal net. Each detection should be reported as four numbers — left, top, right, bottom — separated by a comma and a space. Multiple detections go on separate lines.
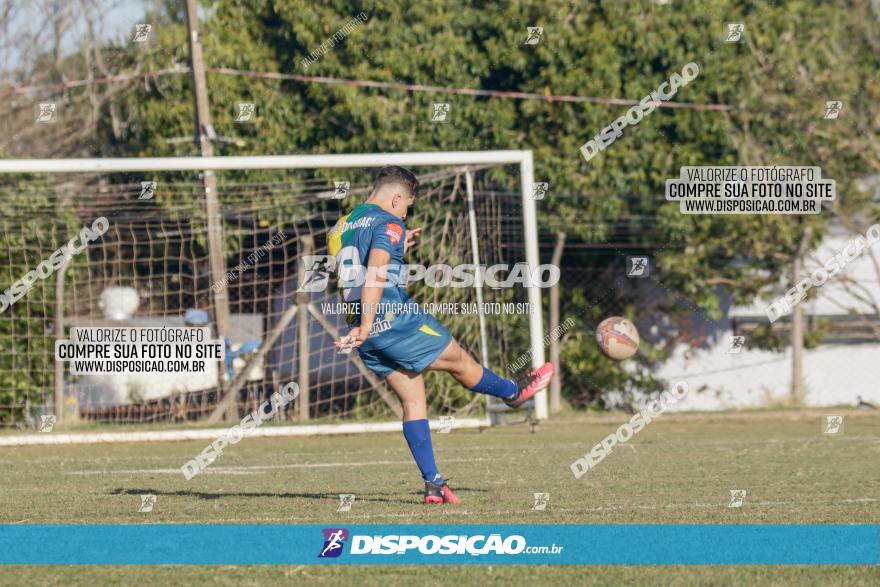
0, 152, 546, 431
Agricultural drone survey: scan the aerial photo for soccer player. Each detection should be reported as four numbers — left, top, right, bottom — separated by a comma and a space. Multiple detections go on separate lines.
327, 166, 554, 504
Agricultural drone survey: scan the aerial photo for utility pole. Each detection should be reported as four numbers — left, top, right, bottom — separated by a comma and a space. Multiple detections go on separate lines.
791, 225, 812, 405
548, 231, 566, 413
185, 0, 232, 415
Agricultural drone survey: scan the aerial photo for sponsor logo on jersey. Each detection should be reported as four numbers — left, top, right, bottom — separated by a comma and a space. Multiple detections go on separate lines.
342, 216, 375, 232
385, 223, 403, 244
369, 314, 394, 335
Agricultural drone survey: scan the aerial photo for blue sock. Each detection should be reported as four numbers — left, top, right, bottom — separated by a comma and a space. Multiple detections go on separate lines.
402, 419, 443, 484
467, 366, 517, 399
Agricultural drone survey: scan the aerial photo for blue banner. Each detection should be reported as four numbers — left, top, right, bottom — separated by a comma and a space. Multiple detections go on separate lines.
0, 524, 877, 565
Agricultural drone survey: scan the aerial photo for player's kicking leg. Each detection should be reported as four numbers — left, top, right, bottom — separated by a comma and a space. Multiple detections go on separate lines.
383, 339, 551, 504
358, 317, 553, 505
426, 338, 554, 409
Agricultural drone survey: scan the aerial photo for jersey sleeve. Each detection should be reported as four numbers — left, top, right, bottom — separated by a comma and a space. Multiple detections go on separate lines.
369, 218, 406, 255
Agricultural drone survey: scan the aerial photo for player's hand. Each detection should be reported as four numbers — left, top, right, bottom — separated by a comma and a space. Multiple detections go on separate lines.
404, 227, 422, 254
335, 327, 367, 351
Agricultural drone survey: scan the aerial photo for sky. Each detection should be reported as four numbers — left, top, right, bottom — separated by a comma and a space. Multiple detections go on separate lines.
1, 0, 151, 84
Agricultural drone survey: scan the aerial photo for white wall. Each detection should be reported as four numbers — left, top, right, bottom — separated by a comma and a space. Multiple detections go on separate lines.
657, 340, 880, 411
655, 222, 880, 411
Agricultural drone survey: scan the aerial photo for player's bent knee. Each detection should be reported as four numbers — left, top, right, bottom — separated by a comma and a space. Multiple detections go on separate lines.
438, 340, 467, 369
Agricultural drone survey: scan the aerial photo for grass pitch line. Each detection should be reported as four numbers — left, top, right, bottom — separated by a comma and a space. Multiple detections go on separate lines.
0, 417, 489, 447
62, 457, 494, 475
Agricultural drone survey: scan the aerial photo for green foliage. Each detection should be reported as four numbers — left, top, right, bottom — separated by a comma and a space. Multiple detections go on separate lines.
0, 173, 86, 423
29, 0, 880, 409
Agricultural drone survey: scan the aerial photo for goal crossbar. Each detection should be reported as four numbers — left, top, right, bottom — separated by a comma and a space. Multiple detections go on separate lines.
0, 150, 532, 173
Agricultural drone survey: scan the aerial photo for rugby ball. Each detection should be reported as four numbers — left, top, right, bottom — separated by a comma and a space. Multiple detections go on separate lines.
595, 316, 639, 360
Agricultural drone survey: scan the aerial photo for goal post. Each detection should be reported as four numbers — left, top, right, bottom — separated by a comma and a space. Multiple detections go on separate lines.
0, 150, 548, 434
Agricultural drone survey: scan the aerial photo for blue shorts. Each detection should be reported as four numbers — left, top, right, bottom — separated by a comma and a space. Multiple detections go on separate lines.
357, 316, 452, 379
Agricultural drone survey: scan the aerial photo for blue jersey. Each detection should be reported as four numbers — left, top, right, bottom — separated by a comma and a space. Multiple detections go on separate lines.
327, 203, 436, 351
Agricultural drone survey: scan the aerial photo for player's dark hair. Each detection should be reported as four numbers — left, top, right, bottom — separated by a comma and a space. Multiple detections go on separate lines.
372, 166, 419, 198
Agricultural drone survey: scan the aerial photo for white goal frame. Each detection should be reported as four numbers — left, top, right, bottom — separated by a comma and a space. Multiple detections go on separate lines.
0, 150, 547, 444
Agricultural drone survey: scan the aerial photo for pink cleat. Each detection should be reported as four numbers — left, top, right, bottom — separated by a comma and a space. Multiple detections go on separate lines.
505, 362, 554, 409
424, 479, 461, 504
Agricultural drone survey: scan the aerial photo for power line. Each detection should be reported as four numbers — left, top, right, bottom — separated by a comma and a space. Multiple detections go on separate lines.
0, 66, 733, 112
0, 67, 185, 97
209, 67, 733, 111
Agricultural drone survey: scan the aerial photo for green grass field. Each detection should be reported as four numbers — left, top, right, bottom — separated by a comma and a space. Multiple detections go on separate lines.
1, 410, 878, 585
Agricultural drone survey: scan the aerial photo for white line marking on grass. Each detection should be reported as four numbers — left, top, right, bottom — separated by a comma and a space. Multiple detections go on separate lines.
63, 457, 492, 476
187, 510, 557, 522
0, 417, 490, 447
